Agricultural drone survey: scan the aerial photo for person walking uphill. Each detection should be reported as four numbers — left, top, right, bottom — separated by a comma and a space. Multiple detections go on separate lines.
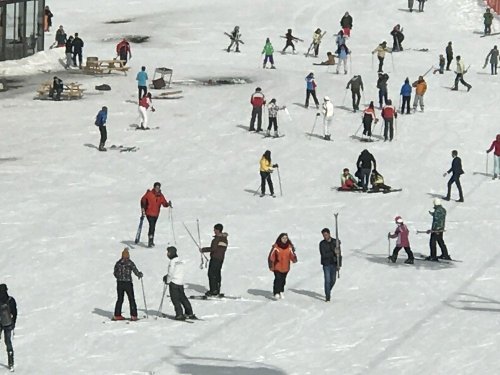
381, 99, 397, 142
305, 72, 320, 109
319, 228, 340, 302
361, 101, 378, 140
425, 199, 451, 261
484, 8, 494, 35
346, 75, 364, 112
400, 78, 412, 114
443, 150, 464, 202
377, 72, 389, 109
452, 56, 471, 92
388, 216, 414, 264
138, 92, 155, 129
262, 38, 276, 69
0, 284, 17, 371
484, 45, 499, 75
372, 41, 390, 73
163, 246, 197, 320
140, 182, 171, 247
486, 134, 500, 179
136, 66, 148, 101
268, 233, 297, 300
357, 149, 377, 191
259, 150, 278, 197
340, 12, 353, 37
412, 75, 427, 112
200, 224, 229, 296
250, 87, 266, 132
113, 248, 143, 321
94, 106, 108, 151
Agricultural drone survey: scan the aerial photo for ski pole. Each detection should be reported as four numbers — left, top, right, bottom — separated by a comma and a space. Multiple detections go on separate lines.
342, 89, 348, 106
183, 222, 209, 263
308, 113, 321, 139
394, 117, 398, 140
387, 237, 391, 263
276, 166, 283, 197
486, 153, 489, 175
156, 283, 168, 319
371, 53, 374, 71
169, 207, 177, 244
140, 278, 149, 319
197, 218, 208, 268
349, 54, 352, 74
354, 123, 363, 137
398, 95, 402, 113
253, 182, 261, 196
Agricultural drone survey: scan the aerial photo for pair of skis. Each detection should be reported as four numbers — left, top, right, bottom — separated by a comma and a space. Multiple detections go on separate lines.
183, 219, 209, 269
305, 31, 327, 57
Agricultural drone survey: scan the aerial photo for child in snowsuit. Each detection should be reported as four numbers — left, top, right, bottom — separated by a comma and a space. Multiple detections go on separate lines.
227, 26, 241, 52
388, 216, 414, 264
267, 99, 286, 137
262, 38, 275, 69
339, 168, 359, 190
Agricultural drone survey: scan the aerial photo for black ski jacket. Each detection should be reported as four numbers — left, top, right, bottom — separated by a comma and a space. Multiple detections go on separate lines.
0, 292, 17, 328
357, 150, 377, 170
319, 239, 338, 266
448, 157, 464, 176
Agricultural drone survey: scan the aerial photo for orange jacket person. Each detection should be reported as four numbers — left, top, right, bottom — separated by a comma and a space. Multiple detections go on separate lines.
140, 182, 171, 247
268, 233, 297, 299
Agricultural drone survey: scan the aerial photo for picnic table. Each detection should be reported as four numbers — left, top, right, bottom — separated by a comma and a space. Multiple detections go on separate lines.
83, 57, 130, 75
36, 81, 84, 100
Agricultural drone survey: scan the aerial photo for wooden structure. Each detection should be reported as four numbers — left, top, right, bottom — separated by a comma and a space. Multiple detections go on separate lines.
36, 81, 84, 100
150, 67, 173, 89
83, 57, 130, 75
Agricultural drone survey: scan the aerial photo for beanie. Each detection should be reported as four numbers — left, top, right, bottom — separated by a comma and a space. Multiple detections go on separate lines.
0, 284, 7, 293
167, 246, 178, 257
122, 248, 130, 258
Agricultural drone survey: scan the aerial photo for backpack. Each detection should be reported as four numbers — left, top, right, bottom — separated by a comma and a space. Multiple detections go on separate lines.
0, 298, 12, 327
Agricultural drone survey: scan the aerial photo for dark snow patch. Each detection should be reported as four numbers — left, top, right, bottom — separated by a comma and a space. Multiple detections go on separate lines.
105, 19, 132, 24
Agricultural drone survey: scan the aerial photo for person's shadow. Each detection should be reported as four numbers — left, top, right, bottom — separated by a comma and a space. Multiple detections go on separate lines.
289, 288, 324, 301
247, 288, 274, 300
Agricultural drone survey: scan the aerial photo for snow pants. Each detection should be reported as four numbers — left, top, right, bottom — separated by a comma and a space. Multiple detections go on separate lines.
305, 89, 319, 108
493, 154, 500, 176
323, 116, 332, 137
208, 258, 223, 294
260, 171, 274, 195
446, 175, 464, 200
351, 89, 361, 110
408, 0, 414, 11
273, 271, 288, 295
336, 58, 347, 74
429, 232, 449, 258
138, 106, 148, 128
491, 63, 497, 75
99, 126, 107, 148
267, 117, 278, 132
323, 265, 336, 300
413, 94, 424, 111
1, 327, 13, 353
250, 107, 263, 131
146, 215, 158, 239
169, 282, 193, 317
392, 246, 414, 261
453, 73, 471, 90
282, 41, 295, 52
401, 95, 411, 114
263, 54, 274, 66
418, 0, 425, 11
377, 56, 384, 72
378, 89, 388, 108
114, 281, 137, 317
383, 118, 394, 141
362, 119, 373, 137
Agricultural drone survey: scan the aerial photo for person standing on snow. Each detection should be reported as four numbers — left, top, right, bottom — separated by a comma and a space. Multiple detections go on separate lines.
140, 182, 171, 247
433, 55, 446, 74
361, 101, 378, 140
340, 12, 353, 37
372, 41, 391, 73
377, 72, 389, 109
282, 29, 301, 54
346, 75, 364, 112
226, 26, 241, 53
0, 284, 17, 372
400, 77, 412, 114
486, 134, 500, 179
335, 30, 347, 54
262, 38, 276, 69
268, 233, 297, 300
319, 228, 340, 302
443, 150, 464, 202
356, 149, 377, 191
417, 0, 426, 12
249, 87, 266, 132
412, 75, 427, 112
381, 99, 397, 142
322, 96, 334, 140
64, 36, 74, 69
484, 45, 499, 75
390, 24, 404, 52
116, 38, 132, 65
311, 28, 323, 57
72, 32, 84, 69
266, 99, 286, 138
388, 216, 414, 264
484, 8, 494, 35
138, 92, 155, 129
200, 223, 229, 297
113, 248, 143, 321
55, 25, 67, 47
451, 56, 471, 92
136, 66, 148, 101
259, 150, 278, 197
408, 0, 415, 12
425, 199, 451, 261
445, 42, 453, 71
163, 246, 197, 320
94, 106, 108, 151
336, 44, 350, 74
305, 72, 320, 109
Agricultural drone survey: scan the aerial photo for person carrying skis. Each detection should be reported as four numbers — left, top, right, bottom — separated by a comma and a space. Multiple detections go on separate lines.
113, 248, 143, 321
412, 75, 427, 112
262, 38, 276, 69
136, 66, 148, 101
94, 106, 108, 151
311, 28, 323, 57
433, 55, 446, 74
72, 33, 84, 69
484, 45, 499, 75
339, 168, 359, 190
361, 102, 378, 141
346, 75, 364, 112
377, 72, 389, 109
452, 56, 471, 92
484, 8, 494, 35
305, 72, 320, 109
417, 0, 426, 12
266, 99, 286, 137
400, 77, 412, 114
336, 44, 350, 75
55, 25, 67, 47
163, 246, 197, 320
486, 134, 500, 179
64, 35, 74, 69
282, 29, 301, 54
381, 99, 397, 142
390, 25, 404, 52
388, 216, 414, 264
226, 26, 241, 52
0, 284, 17, 372
443, 150, 464, 202
340, 12, 353, 37
319, 228, 340, 302
372, 41, 390, 73
259, 150, 278, 197
200, 223, 229, 296
370, 170, 391, 192
357, 149, 377, 191
138, 92, 155, 129
140, 182, 171, 247
250, 87, 266, 132
268, 233, 297, 300
445, 42, 453, 71
425, 199, 451, 261
322, 96, 334, 140
116, 38, 132, 65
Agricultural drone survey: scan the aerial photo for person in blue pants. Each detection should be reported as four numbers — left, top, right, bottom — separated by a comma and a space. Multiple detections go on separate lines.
319, 228, 340, 302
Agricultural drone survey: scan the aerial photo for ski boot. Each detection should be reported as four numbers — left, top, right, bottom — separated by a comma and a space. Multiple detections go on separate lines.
8, 351, 13, 372
273, 131, 279, 138
112, 315, 125, 321
493, 174, 498, 180
98, 143, 107, 152
270, 65, 276, 69
404, 259, 414, 264
186, 314, 198, 320
148, 235, 155, 248
174, 315, 186, 321
438, 254, 452, 261
425, 256, 439, 261
265, 130, 270, 137
263, 63, 266, 69
130, 315, 139, 321
388, 254, 397, 263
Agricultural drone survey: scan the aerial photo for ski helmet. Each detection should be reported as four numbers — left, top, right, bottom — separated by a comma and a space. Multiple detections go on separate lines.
433, 198, 442, 206
324, 96, 330, 101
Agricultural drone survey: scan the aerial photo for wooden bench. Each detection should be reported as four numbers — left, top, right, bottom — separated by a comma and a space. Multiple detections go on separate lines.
36, 81, 84, 100
83, 57, 130, 76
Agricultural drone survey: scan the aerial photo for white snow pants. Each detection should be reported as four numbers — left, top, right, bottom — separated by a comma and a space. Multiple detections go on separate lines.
324, 116, 332, 136
494, 155, 500, 175
336, 58, 348, 74
138, 106, 148, 128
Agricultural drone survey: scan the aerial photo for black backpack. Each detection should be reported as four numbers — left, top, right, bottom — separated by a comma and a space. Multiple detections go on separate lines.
0, 298, 12, 327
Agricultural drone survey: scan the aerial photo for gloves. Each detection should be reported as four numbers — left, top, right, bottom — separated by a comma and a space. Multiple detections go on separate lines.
426, 230, 431, 234
138, 272, 143, 279
151, 107, 156, 112
168, 201, 173, 208
272, 164, 279, 168
316, 112, 321, 116
141, 209, 146, 216
387, 232, 391, 238
442, 172, 447, 177
163, 275, 168, 284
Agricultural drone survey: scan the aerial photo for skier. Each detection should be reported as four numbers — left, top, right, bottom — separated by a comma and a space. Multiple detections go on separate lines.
259, 150, 278, 197
339, 168, 359, 190
282, 29, 301, 54
116, 38, 132, 65
64, 36, 74, 69
412, 75, 427, 112
262, 38, 275, 69
0, 284, 17, 372
319, 228, 340, 302
50, 76, 63, 101
336, 44, 349, 75
226, 26, 241, 53
113, 248, 143, 321
390, 25, 404, 52
370, 170, 391, 192
346, 74, 364, 112
408, 0, 414, 12
136, 66, 148, 101
268, 233, 297, 299
322, 96, 334, 140
335, 30, 347, 54
443, 150, 464, 202
138, 92, 155, 129
94, 106, 108, 152
372, 41, 390, 73
318, 52, 335, 65
249, 87, 266, 132
451, 56, 471, 92
55, 25, 67, 47
433, 55, 446, 74
311, 28, 323, 57
484, 8, 494, 35
266, 99, 286, 137
200, 223, 229, 296
445, 42, 453, 71
377, 72, 389, 109
340, 12, 353, 37
44, 5, 53, 32
140, 182, 171, 247
425, 199, 451, 261
484, 45, 499, 75
361, 101, 378, 141
388, 216, 414, 264
305, 71, 320, 109
356, 149, 377, 191
163, 246, 197, 320
72, 32, 84, 69
486, 134, 500, 179
417, 0, 426, 12
400, 77, 412, 114
381, 99, 397, 142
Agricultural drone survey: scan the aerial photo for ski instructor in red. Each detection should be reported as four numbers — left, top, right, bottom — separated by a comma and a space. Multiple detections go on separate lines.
140, 182, 171, 247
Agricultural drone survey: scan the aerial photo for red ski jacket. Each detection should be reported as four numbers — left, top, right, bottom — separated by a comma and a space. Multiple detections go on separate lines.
250, 92, 266, 108
140, 189, 169, 217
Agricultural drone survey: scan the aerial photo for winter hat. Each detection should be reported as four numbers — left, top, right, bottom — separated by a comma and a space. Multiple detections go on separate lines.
270, 98, 276, 104
122, 248, 130, 259
153, 182, 161, 188
0, 284, 7, 293
255, 87, 262, 92
166, 246, 178, 257
394, 216, 403, 224
433, 198, 442, 206
324, 96, 330, 101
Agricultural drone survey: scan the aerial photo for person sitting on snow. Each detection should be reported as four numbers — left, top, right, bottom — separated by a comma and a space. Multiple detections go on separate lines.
339, 168, 359, 191
370, 170, 391, 192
